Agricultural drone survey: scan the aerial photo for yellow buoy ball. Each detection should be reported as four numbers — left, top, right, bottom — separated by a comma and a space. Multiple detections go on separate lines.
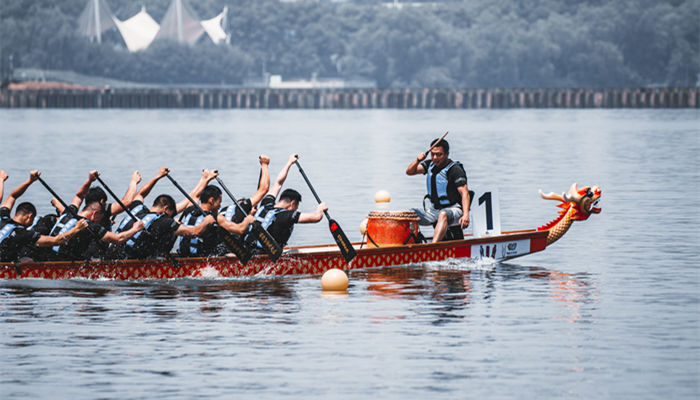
321, 268, 349, 291
360, 218, 368, 235
374, 190, 391, 203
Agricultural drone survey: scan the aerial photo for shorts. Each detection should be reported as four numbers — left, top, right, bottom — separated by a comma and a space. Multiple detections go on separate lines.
412, 204, 463, 227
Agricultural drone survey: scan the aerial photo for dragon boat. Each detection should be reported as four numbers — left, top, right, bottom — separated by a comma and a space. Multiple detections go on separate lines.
0, 183, 601, 280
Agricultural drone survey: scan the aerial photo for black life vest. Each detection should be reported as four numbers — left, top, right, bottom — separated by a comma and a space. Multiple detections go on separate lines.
0, 219, 20, 247
114, 203, 149, 233
178, 208, 215, 256
125, 212, 164, 248
251, 206, 292, 248
49, 213, 79, 253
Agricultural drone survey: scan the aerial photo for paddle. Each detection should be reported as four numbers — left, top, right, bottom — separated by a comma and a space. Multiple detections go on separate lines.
94, 175, 179, 266
36, 176, 104, 243
295, 160, 356, 264
164, 173, 252, 265
215, 176, 283, 262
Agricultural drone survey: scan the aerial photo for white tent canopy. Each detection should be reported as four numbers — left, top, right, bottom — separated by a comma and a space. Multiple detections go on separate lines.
77, 0, 228, 52
114, 7, 160, 52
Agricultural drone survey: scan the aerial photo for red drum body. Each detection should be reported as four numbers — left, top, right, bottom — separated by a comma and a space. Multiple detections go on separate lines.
366, 211, 420, 248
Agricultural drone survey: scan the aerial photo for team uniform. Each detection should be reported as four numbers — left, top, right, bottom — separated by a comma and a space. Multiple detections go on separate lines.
48, 205, 108, 261
109, 201, 180, 260
0, 207, 40, 262
177, 206, 220, 257
247, 194, 300, 249
413, 159, 468, 227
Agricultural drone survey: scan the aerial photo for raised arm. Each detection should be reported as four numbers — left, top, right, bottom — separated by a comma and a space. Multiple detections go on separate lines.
1, 170, 40, 210
298, 202, 327, 224
71, 170, 99, 208
406, 152, 427, 176
268, 154, 298, 198
0, 170, 8, 203
249, 155, 270, 206
134, 167, 169, 203
175, 169, 219, 214
108, 171, 142, 216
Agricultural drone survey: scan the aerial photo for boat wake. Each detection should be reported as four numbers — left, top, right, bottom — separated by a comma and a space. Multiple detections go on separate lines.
422, 256, 498, 272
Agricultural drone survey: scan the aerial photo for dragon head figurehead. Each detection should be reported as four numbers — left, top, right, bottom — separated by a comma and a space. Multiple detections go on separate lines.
537, 183, 602, 245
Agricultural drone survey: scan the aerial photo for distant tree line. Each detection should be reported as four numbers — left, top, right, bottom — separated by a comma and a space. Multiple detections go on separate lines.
1, 0, 697, 88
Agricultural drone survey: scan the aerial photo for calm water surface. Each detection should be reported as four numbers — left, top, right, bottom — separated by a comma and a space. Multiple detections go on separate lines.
0, 109, 698, 399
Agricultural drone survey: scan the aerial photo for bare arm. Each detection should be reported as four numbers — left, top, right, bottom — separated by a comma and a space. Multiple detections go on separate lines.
406, 152, 427, 176
1, 170, 40, 210
134, 167, 169, 203
35, 219, 88, 247
0, 170, 7, 203
71, 170, 99, 208
109, 171, 142, 216
51, 198, 65, 215
250, 155, 270, 206
216, 214, 254, 236
457, 185, 470, 228
101, 220, 144, 244
174, 215, 215, 237
297, 202, 327, 224
268, 154, 298, 198
175, 169, 218, 214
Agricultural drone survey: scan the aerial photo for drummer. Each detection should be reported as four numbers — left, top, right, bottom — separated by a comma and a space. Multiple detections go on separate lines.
405, 138, 470, 242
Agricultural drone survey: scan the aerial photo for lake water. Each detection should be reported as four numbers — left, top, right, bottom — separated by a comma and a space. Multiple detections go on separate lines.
0, 109, 698, 399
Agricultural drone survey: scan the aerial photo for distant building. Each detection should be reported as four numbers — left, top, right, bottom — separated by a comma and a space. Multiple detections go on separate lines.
245, 74, 375, 89
77, 0, 228, 52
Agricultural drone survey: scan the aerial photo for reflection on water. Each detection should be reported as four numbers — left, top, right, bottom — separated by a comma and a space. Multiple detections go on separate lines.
1, 109, 698, 399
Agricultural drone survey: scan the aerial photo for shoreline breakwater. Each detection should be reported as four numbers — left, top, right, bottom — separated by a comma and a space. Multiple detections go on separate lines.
1, 87, 697, 109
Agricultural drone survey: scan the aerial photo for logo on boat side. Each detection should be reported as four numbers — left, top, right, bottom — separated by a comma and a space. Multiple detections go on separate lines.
507, 243, 517, 251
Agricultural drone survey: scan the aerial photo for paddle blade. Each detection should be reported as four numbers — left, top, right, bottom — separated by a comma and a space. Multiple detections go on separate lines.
219, 228, 252, 265
329, 219, 356, 264
251, 221, 283, 262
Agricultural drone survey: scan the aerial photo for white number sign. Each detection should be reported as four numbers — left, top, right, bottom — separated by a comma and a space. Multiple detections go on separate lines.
470, 188, 501, 237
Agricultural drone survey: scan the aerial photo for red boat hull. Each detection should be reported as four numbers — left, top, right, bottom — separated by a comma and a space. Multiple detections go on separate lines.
0, 230, 548, 280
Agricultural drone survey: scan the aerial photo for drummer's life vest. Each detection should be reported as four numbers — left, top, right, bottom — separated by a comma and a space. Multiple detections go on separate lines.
426, 160, 461, 209
49, 213, 79, 253
115, 203, 149, 233
125, 212, 164, 249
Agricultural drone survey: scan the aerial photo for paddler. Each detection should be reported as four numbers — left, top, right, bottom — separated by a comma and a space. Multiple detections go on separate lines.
0, 171, 88, 262
177, 176, 255, 258
245, 154, 327, 250
44, 171, 145, 261
218, 154, 271, 229
405, 137, 470, 242
108, 168, 218, 259
52, 170, 142, 232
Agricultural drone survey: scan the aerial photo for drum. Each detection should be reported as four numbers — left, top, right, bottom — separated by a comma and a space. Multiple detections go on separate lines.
366, 211, 420, 248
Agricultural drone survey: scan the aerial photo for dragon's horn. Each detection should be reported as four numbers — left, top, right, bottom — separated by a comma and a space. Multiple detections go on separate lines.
539, 189, 564, 201
563, 182, 583, 202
